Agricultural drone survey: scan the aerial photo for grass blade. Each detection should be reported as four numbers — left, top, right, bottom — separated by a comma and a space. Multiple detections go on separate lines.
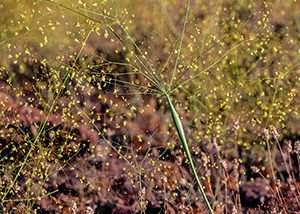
165, 93, 214, 214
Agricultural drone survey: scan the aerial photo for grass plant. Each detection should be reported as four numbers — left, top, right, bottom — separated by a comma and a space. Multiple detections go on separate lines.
49, 0, 218, 212
0, 0, 299, 213
43, 0, 216, 211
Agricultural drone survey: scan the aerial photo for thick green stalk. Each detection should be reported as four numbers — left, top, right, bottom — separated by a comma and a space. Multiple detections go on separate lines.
165, 93, 214, 214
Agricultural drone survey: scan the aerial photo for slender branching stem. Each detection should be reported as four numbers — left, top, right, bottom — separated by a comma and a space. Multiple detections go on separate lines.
168, 0, 190, 92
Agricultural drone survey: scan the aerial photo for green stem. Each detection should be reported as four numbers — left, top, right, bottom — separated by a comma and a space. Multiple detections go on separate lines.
165, 93, 214, 214
169, 0, 190, 92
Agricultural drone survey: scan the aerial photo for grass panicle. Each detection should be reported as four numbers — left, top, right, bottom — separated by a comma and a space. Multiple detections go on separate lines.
0, 0, 299, 213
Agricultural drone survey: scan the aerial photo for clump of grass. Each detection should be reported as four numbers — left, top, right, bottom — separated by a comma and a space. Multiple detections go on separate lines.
0, 0, 299, 213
